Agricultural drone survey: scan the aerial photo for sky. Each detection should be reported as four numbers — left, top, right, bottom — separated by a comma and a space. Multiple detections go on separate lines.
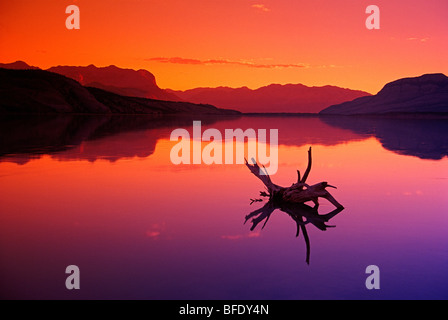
0, 0, 447, 94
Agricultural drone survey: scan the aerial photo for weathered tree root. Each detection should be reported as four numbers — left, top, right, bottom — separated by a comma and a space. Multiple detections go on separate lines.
245, 147, 344, 209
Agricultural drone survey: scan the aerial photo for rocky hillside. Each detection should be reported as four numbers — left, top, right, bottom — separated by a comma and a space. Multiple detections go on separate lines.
320, 73, 448, 115
48, 64, 180, 101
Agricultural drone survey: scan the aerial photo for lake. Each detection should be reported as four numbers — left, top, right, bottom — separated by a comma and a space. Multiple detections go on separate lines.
0, 114, 447, 299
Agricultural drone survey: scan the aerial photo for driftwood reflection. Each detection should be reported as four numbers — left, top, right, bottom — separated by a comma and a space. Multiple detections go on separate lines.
244, 200, 344, 264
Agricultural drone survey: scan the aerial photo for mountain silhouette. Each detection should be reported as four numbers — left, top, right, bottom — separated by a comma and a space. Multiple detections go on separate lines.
48, 64, 180, 101
168, 84, 370, 113
0, 61, 39, 70
1, 61, 371, 113
0, 68, 240, 115
0, 68, 111, 114
320, 73, 448, 115
86, 86, 239, 114
0, 61, 179, 101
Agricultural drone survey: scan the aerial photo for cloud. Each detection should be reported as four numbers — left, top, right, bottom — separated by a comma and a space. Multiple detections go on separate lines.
149, 57, 203, 65
252, 4, 270, 12
146, 57, 309, 69
407, 37, 430, 42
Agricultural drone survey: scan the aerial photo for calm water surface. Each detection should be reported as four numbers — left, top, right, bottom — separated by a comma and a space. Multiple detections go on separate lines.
0, 115, 447, 299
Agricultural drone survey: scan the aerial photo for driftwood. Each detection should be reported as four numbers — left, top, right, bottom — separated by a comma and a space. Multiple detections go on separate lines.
244, 148, 344, 264
245, 147, 344, 209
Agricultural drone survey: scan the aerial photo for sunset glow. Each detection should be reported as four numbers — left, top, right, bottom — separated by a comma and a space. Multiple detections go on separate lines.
1, 0, 447, 93
1, 1, 448, 301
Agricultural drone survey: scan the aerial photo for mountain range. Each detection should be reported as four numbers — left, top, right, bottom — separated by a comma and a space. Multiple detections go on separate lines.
0, 67, 238, 115
1, 61, 447, 115
168, 84, 370, 113
0, 61, 177, 101
0, 61, 371, 113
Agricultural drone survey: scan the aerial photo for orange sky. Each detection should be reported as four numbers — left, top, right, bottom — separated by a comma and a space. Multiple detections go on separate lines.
1, 0, 447, 93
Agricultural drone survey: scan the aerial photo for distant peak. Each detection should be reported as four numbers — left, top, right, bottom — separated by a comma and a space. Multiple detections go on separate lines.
0, 61, 39, 70
380, 73, 448, 92
104, 64, 120, 70
387, 73, 448, 84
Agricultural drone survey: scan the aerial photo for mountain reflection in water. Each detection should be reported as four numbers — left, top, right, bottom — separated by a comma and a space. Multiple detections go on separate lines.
1, 114, 447, 163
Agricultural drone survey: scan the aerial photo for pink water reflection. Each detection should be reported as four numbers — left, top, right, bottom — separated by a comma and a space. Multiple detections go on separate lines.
0, 116, 447, 299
